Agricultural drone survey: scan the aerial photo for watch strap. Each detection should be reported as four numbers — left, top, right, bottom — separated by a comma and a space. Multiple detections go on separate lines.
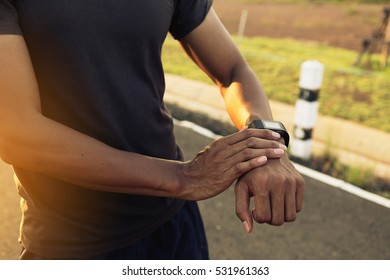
248, 120, 290, 147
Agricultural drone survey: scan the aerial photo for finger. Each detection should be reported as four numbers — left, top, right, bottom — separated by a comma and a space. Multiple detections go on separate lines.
252, 183, 272, 224
227, 156, 267, 179
206, 130, 284, 159
235, 181, 253, 234
280, 159, 305, 213
296, 176, 305, 212
226, 147, 285, 166
224, 128, 281, 146
224, 137, 286, 159
270, 178, 285, 226
284, 183, 297, 222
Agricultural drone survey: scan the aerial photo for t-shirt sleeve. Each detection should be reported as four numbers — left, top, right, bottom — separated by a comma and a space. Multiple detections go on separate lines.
170, 0, 213, 40
0, 0, 22, 35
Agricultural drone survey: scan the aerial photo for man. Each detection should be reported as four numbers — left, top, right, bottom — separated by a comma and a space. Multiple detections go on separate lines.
0, 0, 304, 259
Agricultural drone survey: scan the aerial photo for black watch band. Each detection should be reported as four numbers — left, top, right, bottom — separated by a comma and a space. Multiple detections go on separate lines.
248, 120, 290, 147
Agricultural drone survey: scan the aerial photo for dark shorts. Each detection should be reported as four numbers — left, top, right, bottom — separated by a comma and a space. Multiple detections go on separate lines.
20, 201, 209, 260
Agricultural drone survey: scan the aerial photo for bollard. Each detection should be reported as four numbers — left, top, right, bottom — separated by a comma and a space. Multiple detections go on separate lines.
290, 60, 324, 161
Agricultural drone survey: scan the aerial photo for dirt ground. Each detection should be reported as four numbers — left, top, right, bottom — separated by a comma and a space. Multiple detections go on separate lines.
213, 0, 388, 51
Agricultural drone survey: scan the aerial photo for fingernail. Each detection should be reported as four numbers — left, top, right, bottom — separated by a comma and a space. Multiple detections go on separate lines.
273, 148, 285, 155
242, 221, 250, 234
279, 143, 288, 151
257, 156, 267, 164
272, 132, 281, 139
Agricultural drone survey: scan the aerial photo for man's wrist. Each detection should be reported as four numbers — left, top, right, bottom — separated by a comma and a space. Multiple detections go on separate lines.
247, 119, 290, 147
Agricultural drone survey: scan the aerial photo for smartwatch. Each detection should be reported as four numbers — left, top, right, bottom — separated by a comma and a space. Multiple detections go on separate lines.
248, 120, 290, 147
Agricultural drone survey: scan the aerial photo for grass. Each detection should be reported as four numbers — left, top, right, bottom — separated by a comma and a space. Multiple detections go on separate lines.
162, 35, 390, 133
302, 159, 390, 199
294, 149, 390, 199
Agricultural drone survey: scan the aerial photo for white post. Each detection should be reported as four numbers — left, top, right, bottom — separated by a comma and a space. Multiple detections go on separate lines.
290, 60, 324, 161
237, 9, 248, 46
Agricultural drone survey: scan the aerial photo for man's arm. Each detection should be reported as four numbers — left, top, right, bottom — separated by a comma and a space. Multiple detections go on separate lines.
179, 9, 272, 129
0, 34, 285, 201
179, 8, 304, 231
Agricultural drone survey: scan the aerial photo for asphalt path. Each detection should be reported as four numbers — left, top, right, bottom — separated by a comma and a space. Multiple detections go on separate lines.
0, 125, 389, 260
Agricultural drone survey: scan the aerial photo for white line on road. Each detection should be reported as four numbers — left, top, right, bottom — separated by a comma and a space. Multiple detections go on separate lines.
174, 119, 223, 140
174, 118, 390, 209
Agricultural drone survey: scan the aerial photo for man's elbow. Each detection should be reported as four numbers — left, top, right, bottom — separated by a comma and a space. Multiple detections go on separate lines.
0, 127, 27, 166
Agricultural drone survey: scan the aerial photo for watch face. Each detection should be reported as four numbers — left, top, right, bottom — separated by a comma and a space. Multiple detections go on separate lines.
263, 120, 284, 130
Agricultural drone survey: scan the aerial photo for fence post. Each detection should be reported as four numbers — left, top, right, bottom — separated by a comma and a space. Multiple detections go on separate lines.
381, 7, 390, 68
290, 60, 324, 161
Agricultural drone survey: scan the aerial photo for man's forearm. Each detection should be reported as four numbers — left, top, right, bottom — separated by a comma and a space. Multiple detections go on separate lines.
178, 9, 274, 130
220, 62, 274, 130
1, 112, 184, 197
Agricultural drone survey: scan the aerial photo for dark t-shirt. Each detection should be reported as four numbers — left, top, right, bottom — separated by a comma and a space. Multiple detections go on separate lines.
0, 0, 212, 258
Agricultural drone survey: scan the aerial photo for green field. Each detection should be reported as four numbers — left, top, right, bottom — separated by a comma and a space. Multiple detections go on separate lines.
162, 35, 390, 133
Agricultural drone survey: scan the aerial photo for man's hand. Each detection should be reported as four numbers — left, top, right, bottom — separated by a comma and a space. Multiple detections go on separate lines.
178, 129, 287, 201
235, 155, 304, 233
